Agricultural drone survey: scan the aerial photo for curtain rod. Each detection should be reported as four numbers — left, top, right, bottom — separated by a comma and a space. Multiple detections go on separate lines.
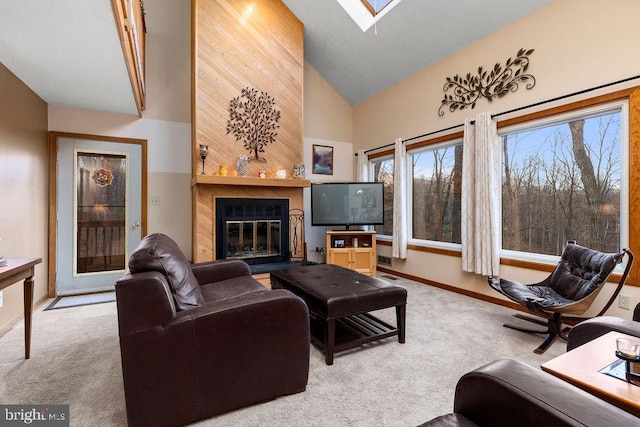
355, 74, 640, 156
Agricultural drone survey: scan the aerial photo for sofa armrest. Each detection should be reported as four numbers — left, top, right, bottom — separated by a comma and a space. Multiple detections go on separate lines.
190, 259, 251, 285
115, 271, 177, 337
567, 316, 640, 351
420, 359, 639, 426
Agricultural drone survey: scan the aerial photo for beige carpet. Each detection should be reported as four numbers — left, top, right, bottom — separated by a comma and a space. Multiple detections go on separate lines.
0, 276, 564, 426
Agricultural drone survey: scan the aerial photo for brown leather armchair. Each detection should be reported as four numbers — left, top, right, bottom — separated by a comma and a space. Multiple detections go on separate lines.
567, 302, 640, 351
419, 359, 640, 426
115, 233, 310, 427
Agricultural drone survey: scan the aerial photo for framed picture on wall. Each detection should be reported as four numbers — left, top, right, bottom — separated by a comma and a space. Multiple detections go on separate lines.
312, 144, 334, 175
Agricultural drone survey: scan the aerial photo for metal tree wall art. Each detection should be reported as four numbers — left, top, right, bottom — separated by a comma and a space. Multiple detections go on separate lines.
438, 48, 536, 116
226, 87, 281, 163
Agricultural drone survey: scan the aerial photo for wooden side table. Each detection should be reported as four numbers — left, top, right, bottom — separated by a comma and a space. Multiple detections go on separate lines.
0, 258, 42, 359
541, 331, 640, 417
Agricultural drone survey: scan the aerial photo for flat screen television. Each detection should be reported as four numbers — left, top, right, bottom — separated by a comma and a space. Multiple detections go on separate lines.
311, 182, 384, 228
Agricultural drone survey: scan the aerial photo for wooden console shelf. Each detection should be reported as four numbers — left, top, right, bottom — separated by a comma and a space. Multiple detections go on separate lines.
192, 175, 310, 188
326, 230, 376, 276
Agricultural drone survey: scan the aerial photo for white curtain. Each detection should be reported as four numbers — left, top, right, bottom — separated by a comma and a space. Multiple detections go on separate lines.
356, 149, 372, 231
356, 149, 369, 182
392, 137, 408, 259
461, 112, 501, 276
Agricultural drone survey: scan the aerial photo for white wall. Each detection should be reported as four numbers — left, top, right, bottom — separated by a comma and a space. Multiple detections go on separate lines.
303, 138, 354, 263
48, 106, 193, 257
46, 0, 194, 257
353, 0, 640, 319
302, 62, 355, 262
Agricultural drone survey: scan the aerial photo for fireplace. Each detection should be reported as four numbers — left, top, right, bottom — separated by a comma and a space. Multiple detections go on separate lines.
215, 198, 289, 265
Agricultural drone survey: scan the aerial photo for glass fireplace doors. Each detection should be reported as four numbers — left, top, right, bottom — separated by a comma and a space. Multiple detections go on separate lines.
225, 220, 281, 260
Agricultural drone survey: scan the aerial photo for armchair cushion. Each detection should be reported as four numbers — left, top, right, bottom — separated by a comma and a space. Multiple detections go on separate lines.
549, 244, 621, 301
128, 233, 204, 311
200, 276, 266, 302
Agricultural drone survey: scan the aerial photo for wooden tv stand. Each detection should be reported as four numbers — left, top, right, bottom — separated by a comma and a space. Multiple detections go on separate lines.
326, 230, 376, 276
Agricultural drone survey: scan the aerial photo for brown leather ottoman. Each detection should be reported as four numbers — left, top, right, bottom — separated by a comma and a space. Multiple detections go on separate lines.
270, 264, 407, 365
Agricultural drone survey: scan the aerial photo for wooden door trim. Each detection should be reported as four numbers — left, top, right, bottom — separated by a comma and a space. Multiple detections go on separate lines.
48, 131, 147, 297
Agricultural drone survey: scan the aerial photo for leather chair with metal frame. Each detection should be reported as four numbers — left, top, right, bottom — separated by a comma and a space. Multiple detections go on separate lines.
488, 241, 634, 354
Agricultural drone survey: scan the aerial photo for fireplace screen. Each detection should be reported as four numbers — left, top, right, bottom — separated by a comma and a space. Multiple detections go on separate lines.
226, 220, 281, 259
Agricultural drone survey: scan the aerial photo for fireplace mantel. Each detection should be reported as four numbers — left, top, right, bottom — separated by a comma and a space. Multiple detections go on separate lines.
192, 175, 310, 188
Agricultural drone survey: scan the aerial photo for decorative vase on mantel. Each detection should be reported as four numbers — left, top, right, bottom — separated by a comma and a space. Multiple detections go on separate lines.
293, 163, 305, 179
236, 155, 249, 177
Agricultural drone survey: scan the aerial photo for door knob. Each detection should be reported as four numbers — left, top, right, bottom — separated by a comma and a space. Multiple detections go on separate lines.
132, 222, 140, 229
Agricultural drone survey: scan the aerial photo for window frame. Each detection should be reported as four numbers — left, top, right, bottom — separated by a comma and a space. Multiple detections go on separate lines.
407, 137, 464, 251
497, 99, 629, 268
360, 0, 395, 16
369, 154, 394, 241
364, 87, 640, 284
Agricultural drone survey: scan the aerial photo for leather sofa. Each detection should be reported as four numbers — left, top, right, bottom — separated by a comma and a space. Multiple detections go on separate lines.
418, 359, 639, 426
115, 233, 310, 427
567, 303, 640, 351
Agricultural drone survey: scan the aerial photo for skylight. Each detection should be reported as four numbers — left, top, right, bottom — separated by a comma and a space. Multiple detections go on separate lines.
337, 0, 402, 32
362, 0, 394, 16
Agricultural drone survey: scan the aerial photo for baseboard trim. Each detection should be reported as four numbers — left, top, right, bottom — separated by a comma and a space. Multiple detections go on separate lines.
0, 294, 50, 339
377, 266, 530, 314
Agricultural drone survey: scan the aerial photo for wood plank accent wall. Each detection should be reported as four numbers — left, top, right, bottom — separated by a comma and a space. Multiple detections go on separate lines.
192, 0, 303, 177
191, 0, 305, 262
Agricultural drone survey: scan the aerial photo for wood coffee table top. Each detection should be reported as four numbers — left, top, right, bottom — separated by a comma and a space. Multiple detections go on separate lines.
541, 331, 640, 417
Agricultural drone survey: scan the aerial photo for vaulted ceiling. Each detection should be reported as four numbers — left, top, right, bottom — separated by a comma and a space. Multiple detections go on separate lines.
0, 0, 553, 115
281, 0, 553, 105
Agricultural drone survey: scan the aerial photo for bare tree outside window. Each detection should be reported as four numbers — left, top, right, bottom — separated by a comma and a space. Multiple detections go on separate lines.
411, 144, 463, 243
372, 159, 394, 236
502, 110, 621, 255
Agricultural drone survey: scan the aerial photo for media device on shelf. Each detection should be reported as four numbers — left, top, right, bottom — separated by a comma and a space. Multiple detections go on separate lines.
311, 182, 384, 229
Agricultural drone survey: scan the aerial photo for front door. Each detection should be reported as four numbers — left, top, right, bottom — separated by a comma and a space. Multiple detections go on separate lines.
53, 133, 146, 296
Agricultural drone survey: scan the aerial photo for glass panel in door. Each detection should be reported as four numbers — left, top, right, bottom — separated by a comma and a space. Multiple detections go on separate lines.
76, 153, 127, 274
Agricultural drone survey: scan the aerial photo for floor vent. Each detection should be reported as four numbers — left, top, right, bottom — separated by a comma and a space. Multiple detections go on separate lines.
381, 275, 398, 280
377, 255, 392, 266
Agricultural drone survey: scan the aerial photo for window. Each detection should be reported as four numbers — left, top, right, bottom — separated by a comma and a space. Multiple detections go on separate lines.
371, 157, 394, 236
361, 0, 394, 16
337, 0, 402, 31
410, 142, 463, 244
500, 103, 626, 256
